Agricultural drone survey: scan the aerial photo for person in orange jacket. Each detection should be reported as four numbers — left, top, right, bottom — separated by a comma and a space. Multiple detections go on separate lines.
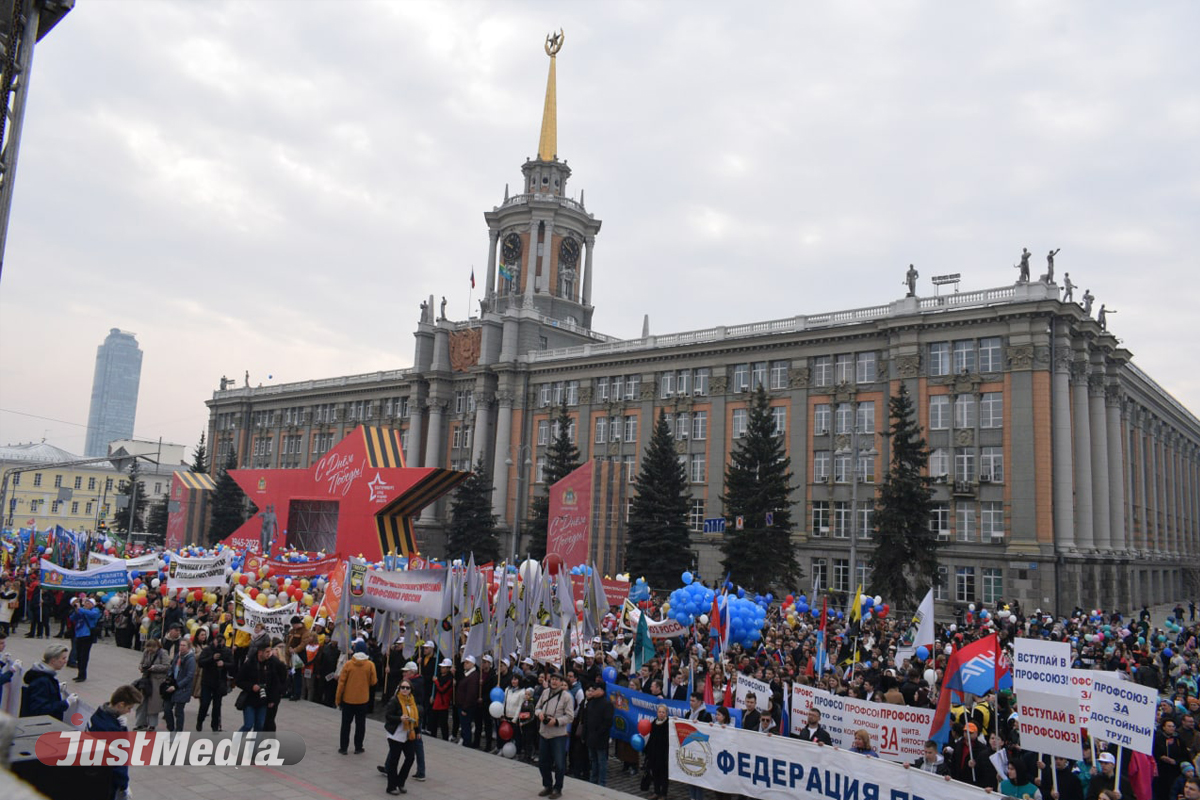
336, 640, 378, 754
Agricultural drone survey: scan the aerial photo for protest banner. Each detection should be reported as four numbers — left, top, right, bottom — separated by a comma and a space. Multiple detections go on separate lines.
1071, 669, 1093, 728
667, 718, 994, 800
233, 589, 299, 639
166, 550, 233, 590
734, 674, 771, 711
608, 682, 741, 743
1087, 671, 1156, 754
1013, 639, 1072, 692
265, 554, 341, 578
346, 565, 446, 618
623, 602, 689, 640
317, 560, 347, 622
87, 551, 160, 574
39, 559, 130, 592
570, 574, 630, 605
1016, 689, 1084, 760
789, 682, 933, 763
531, 624, 565, 666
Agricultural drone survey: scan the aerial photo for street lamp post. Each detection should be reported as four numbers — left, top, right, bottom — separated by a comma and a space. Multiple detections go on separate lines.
505, 444, 533, 563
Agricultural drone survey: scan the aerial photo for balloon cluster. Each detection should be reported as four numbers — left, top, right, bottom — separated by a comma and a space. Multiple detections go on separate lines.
568, 564, 594, 576
721, 594, 766, 648
627, 578, 651, 603
666, 572, 714, 627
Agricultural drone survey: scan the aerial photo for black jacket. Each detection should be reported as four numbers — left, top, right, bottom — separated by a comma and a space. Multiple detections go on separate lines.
796, 724, 832, 745
582, 695, 614, 750
197, 641, 233, 691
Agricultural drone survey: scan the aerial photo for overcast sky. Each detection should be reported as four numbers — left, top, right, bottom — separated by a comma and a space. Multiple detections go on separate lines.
1, 1, 1198, 456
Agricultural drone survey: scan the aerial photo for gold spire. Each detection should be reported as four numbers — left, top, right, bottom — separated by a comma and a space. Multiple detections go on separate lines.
537, 29, 564, 161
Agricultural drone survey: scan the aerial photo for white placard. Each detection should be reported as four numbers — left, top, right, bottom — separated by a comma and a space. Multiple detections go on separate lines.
1070, 669, 1093, 729
735, 674, 771, 712
530, 624, 564, 666
166, 550, 233, 589
1012, 639, 1072, 693
1016, 689, 1083, 760
1087, 671, 1156, 754
789, 682, 934, 763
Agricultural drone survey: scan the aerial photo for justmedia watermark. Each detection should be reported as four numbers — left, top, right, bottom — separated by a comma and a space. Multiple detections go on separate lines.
34, 731, 306, 767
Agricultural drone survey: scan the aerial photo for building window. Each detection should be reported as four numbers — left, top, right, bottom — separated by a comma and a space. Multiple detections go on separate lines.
935, 566, 949, 600
979, 337, 1002, 373
751, 362, 768, 390
71, 501, 79, 514
770, 361, 789, 390
833, 558, 850, 594
88, 477, 96, 491
833, 453, 851, 484
535, 458, 546, 483
835, 354, 854, 384
105, 478, 114, 491
538, 420, 549, 446
929, 504, 951, 540
955, 451, 976, 483
731, 409, 748, 438
566, 381, 579, 406
929, 396, 950, 430
551, 383, 563, 407
690, 454, 706, 483
694, 369, 710, 397
812, 558, 828, 593
771, 406, 786, 436
857, 508, 874, 539
154, 482, 162, 495
929, 343, 950, 377
980, 393, 1003, 429
856, 352, 877, 383
85, 502, 93, 515
930, 448, 950, 479
11, 474, 19, 486
677, 370, 691, 396
952, 340, 976, 374
981, 502, 1004, 539
813, 403, 831, 435
981, 447, 1004, 482
624, 416, 637, 443
813, 451, 830, 482
835, 403, 853, 435
73, 476, 82, 490
856, 401, 875, 434
609, 417, 621, 442
857, 451, 876, 483
624, 375, 640, 400
957, 506, 977, 542
954, 394, 976, 429
51, 501, 61, 513
689, 499, 705, 532
812, 357, 832, 387
624, 456, 637, 483
833, 501, 851, 538
692, 411, 708, 440
675, 413, 689, 439
983, 568, 1003, 603
955, 567, 976, 603
812, 501, 830, 534
33, 473, 42, 487
452, 426, 463, 449
595, 418, 607, 444
660, 371, 675, 398
732, 364, 750, 393
611, 376, 623, 400
596, 377, 609, 402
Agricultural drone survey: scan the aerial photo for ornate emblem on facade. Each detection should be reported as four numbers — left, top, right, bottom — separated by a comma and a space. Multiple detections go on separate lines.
449, 328, 482, 373
710, 376, 728, 395
896, 354, 921, 378
1008, 344, 1034, 371
955, 428, 975, 447
788, 367, 810, 389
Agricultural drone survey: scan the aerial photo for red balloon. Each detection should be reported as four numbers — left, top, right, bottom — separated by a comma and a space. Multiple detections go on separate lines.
498, 721, 514, 741
249, 588, 259, 600
239, 575, 249, 586
543, 553, 564, 577
637, 718, 652, 736
876, 606, 889, 618
147, 608, 157, 620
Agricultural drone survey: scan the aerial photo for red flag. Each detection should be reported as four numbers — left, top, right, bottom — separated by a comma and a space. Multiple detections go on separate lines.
710, 593, 722, 654
470, 267, 476, 288
703, 670, 714, 705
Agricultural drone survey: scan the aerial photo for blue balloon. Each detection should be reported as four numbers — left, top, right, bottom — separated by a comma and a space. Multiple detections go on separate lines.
915, 645, 930, 661
863, 596, 874, 608
602, 666, 617, 684
681, 571, 694, 585
737, 587, 745, 599
490, 687, 505, 704
631, 734, 646, 752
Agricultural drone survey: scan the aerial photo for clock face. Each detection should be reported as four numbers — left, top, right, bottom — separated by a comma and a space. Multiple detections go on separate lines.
559, 237, 580, 268
502, 233, 522, 262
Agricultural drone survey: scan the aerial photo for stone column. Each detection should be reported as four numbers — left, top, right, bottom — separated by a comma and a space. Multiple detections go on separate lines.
406, 401, 425, 469
491, 393, 514, 521
582, 235, 595, 306
523, 221, 538, 303
1149, 421, 1162, 553
1168, 433, 1180, 556
540, 220, 555, 294
1106, 384, 1127, 552
1052, 338, 1076, 552
1072, 357, 1095, 552
471, 392, 492, 467
424, 399, 446, 468
1135, 413, 1148, 553
485, 229, 499, 297
1089, 368, 1111, 552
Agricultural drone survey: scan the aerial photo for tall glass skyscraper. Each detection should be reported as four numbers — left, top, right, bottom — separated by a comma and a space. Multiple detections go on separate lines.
84, 329, 143, 457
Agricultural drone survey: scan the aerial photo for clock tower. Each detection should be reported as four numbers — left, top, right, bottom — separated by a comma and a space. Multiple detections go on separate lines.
482, 30, 602, 330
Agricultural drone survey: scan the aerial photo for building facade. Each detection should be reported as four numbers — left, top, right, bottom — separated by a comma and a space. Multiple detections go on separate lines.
84, 328, 143, 457
204, 41, 1200, 614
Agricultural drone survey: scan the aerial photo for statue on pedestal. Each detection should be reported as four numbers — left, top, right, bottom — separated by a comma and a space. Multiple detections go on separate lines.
420, 300, 430, 323
1062, 273, 1074, 302
1014, 248, 1031, 283
1082, 289, 1094, 315
1045, 248, 1061, 283
904, 264, 918, 297
1098, 304, 1116, 330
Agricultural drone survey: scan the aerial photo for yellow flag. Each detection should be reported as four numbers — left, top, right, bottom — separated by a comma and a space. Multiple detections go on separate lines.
848, 585, 863, 625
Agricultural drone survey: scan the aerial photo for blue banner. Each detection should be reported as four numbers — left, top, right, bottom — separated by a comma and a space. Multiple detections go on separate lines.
39, 559, 130, 592
607, 681, 742, 742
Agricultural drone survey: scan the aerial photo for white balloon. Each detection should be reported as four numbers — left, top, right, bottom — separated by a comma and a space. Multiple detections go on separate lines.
500, 741, 517, 759
698, 614, 709, 625
489, 700, 504, 719
873, 595, 882, 606
151, 578, 160, 589
924, 668, 937, 686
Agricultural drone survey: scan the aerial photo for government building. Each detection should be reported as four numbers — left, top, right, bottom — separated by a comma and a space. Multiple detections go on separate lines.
204, 37, 1200, 615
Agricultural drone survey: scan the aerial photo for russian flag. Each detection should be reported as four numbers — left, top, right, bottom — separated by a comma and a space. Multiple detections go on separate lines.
470, 267, 475, 288
928, 633, 1012, 744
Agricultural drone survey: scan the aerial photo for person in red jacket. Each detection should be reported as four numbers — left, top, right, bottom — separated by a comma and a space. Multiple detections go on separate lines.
430, 658, 454, 740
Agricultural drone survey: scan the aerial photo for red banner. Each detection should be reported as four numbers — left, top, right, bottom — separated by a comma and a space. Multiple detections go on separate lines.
547, 462, 592, 570
569, 574, 631, 605
317, 561, 347, 622
266, 554, 341, 578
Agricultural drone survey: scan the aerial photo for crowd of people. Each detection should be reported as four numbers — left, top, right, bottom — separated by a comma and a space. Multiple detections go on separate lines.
4, 557, 1200, 800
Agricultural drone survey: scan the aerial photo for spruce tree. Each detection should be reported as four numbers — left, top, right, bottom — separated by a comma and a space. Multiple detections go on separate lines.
526, 400, 580, 560
146, 495, 170, 541
447, 457, 502, 563
208, 451, 247, 546
191, 432, 208, 474
113, 462, 148, 534
719, 385, 801, 592
868, 385, 938, 611
625, 409, 693, 590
